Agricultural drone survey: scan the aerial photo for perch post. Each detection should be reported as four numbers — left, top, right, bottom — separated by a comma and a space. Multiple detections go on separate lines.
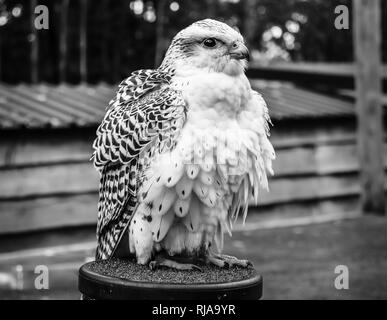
353, 0, 385, 215
79, 259, 263, 300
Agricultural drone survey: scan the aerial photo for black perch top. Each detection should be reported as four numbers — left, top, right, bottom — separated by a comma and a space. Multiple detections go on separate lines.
79, 258, 262, 300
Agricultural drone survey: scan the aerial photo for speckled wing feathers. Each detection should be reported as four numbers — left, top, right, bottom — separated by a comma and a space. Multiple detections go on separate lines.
92, 69, 187, 260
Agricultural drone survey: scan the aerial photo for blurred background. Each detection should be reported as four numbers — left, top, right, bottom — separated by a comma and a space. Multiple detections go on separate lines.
0, 0, 386, 299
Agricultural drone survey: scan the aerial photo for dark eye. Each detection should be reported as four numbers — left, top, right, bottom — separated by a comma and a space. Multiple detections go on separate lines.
203, 38, 217, 48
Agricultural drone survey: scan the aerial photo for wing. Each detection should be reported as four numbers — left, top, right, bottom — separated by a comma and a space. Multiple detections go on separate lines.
92, 69, 187, 260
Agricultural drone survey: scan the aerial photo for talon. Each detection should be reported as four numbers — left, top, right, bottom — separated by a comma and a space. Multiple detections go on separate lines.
192, 264, 203, 272
211, 253, 252, 268
149, 261, 157, 270
206, 255, 226, 268
149, 255, 202, 271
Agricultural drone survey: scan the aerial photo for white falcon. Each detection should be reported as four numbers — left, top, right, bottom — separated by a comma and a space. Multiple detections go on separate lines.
92, 19, 275, 270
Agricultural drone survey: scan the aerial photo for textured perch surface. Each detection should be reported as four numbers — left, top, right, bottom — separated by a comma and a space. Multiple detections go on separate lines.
79, 258, 262, 300
88, 258, 256, 283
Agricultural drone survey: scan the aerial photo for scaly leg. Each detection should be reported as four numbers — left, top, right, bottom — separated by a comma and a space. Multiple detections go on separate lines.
206, 254, 228, 268
149, 253, 202, 271
206, 251, 252, 268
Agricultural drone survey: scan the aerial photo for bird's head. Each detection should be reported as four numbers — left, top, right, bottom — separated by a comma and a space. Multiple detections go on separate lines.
160, 19, 249, 76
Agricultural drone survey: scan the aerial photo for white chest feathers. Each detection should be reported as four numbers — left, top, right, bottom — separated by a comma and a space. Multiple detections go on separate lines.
127, 70, 275, 263
172, 71, 252, 127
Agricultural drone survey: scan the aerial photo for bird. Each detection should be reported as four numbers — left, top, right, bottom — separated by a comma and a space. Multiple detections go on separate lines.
92, 19, 275, 270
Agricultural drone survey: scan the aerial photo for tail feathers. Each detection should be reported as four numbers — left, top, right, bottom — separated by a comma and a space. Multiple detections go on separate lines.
95, 198, 137, 261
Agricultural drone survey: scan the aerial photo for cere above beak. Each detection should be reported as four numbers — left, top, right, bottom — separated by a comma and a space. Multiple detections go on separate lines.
229, 42, 250, 61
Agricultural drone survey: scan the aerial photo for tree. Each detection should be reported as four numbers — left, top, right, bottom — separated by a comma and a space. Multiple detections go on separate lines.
0, 0, 385, 84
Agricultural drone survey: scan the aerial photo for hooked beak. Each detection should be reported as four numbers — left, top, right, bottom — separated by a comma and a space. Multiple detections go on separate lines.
229, 42, 250, 61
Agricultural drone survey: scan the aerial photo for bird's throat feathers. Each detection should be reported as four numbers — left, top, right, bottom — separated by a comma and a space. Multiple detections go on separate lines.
173, 57, 246, 77
171, 70, 251, 122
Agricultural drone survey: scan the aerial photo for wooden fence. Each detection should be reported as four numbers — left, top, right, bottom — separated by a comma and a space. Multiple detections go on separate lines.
0, 115, 386, 234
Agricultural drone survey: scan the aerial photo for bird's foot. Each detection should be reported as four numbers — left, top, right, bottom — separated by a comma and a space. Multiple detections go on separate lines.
149, 256, 202, 272
206, 252, 252, 268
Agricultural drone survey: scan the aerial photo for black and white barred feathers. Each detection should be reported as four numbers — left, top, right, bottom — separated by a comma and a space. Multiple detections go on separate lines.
92, 68, 187, 259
